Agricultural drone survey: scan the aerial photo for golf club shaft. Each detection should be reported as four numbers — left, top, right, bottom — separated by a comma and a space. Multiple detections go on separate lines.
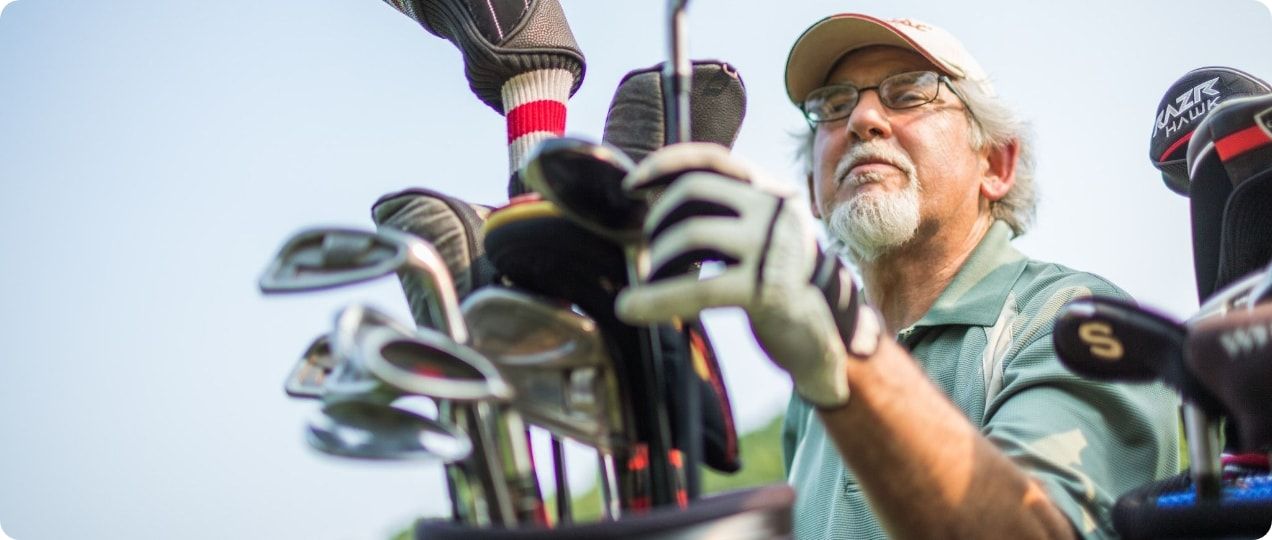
600, 453, 622, 520
623, 243, 678, 507
1183, 404, 1223, 499
466, 402, 519, 526
552, 436, 571, 525
663, 0, 691, 144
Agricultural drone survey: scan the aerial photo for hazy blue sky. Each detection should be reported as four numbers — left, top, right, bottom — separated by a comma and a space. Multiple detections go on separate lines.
2, 1, 1271, 538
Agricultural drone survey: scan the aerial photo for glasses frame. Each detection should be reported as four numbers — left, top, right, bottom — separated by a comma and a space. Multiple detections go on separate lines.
801, 70, 971, 126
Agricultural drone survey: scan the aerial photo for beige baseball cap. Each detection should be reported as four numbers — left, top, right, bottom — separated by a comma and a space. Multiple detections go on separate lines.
785, 13, 994, 106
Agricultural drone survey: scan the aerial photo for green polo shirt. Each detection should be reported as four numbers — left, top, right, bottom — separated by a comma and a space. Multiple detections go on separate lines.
781, 221, 1181, 539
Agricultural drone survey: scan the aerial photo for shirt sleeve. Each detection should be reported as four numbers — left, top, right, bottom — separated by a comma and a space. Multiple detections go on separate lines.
981, 332, 1181, 539
782, 393, 811, 476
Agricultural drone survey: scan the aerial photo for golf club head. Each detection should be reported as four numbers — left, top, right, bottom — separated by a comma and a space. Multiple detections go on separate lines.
260, 227, 467, 340
1187, 302, 1272, 452
361, 324, 512, 402
483, 197, 628, 319
325, 304, 418, 400
1053, 296, 1181, 382
1150, 66, 1270, 196
1055, 296, 1228, 414
259, 227, 410, 293
463, 286, 627, 450
285, 333, 335, 399
521, 136, 644, 243
306, 399, 472, 462
462, 287, 605, 369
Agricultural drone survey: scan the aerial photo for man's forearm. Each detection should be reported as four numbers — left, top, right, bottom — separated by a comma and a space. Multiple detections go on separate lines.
815, 338, 1076, 539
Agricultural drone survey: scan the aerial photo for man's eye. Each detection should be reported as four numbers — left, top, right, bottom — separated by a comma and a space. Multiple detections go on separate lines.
824, 95, 856, 114
887, 87, 931, 108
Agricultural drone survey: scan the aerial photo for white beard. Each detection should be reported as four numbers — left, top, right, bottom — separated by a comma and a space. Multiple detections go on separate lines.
824, 145, 922, 263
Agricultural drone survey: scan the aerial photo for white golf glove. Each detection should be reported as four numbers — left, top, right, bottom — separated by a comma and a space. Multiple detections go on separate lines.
616, 143, 881, 409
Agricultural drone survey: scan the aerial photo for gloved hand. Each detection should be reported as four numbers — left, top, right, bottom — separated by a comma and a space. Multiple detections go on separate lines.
616, 143, 882, 409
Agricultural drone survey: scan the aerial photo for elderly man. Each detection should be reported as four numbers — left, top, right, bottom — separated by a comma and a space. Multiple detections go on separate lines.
617, 13, 1180, 539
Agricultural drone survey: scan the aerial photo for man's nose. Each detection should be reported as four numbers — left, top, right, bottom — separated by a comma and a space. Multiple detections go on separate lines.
845, 90, 892, 142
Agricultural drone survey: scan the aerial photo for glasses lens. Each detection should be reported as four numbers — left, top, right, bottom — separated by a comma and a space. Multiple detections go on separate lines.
879, 71, 941, 109
804, 85, 859, 123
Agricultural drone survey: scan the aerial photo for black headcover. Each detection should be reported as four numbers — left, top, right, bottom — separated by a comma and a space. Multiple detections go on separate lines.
1149, 67, 1270, 196
1185, 93, 1272, 302
602, 60, 747, 164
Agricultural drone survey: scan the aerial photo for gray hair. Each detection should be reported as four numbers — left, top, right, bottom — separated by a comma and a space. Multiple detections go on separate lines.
795, 78, 1037, 236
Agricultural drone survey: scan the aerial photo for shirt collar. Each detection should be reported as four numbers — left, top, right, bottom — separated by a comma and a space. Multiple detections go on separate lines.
909, 220, 1028, 328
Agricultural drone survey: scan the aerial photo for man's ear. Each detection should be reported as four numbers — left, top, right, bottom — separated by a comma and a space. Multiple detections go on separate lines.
806, 172, 822, 219
980, 138, 1019, 202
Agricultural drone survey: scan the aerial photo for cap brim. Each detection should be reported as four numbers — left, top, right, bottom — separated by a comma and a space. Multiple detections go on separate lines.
785, 13, 962, 105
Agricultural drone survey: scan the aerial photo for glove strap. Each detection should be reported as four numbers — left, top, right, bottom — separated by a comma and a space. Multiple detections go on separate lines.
812, 251, 881, 358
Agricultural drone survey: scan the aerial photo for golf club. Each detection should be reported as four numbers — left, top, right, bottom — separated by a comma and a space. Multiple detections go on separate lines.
360, 323, 546, 527
307, 399, 473, 463
285, 333, 335, 399
1187, 302, 1272, 454
521, 144, 680, 508
326, 303, 490, 524
1053, 296, 1225, 498
463, 286, 628, 520
258, 226, 467, 342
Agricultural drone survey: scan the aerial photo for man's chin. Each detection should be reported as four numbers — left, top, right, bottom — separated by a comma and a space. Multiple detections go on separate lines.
825, 202, 920, 264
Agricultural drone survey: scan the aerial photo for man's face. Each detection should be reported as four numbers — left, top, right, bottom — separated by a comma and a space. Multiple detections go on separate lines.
811, 46, 984, 259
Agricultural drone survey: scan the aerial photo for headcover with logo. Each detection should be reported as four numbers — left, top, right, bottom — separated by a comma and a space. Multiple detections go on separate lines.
1149, 67, 1270, 196
1185, 93, 1272, 302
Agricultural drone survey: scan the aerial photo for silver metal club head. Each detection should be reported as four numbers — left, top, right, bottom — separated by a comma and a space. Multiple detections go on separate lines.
259, 227, 468, 341
306, 399, 472, 462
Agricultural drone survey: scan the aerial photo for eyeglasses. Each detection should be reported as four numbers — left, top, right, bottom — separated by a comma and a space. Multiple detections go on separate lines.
801, 70, 964, 125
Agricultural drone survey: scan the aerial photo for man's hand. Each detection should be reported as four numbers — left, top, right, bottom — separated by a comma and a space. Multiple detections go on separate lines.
615, 143, 880, 408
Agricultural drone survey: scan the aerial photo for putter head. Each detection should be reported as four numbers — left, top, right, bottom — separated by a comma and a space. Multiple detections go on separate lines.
306, 399, 472, 462
1187, 302, 1272, 452
285, 333, 336, 399
361, 325, 512, 402
463, 286, 626, 450
521, 136, 643, 243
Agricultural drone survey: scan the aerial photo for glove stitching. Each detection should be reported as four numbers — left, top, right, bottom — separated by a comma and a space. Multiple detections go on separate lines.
753, 197, 785, 303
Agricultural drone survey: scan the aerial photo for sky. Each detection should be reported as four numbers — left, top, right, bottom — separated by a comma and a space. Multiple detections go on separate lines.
2, 0, 1271, 538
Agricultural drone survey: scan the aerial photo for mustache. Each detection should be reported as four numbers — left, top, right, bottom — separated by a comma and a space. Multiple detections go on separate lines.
833, 143, 916, 188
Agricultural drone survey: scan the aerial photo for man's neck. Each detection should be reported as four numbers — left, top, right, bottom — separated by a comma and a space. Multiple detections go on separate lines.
857, 214, 995, 334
